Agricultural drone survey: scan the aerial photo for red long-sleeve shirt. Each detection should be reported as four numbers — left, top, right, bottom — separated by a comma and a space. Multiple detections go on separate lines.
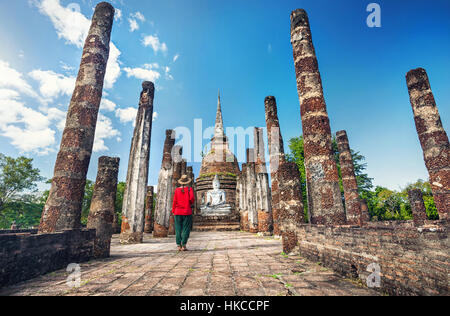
172, 187, 195, 216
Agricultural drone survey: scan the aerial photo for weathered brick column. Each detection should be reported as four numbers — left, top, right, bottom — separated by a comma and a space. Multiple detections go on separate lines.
408, 189, 428, 227
238, 164, 249, 232
87, 156, 120, 258
254, 128, 273, 234
144, 186, 154, 233
406, 68, 449, 220
290, 9, 346, 225
360, 199, 371, 224
246, 149, 258, 233
278, 161, 304, 253
120, 82, 155, 244
336, 130, 362, 225
153, 130, 176, 237
264, 96, 304, 243
39, 3, 115, 233
264, 96, 284, 236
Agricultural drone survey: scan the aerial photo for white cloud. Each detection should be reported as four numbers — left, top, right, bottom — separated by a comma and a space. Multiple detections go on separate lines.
115, 8, 122, 21
142, 35, 168, 54
104, 43, 121, 89
59, 61, 75, 72
100, 98, 117, 112
93, 114, 121, 152
0, 94, 59, 155
45, 107, 66, 131
34, 0, 121, 90
29, 69, 75, 101
128, 11, 145, 32
165, 66, 173, 80
129, 18, 139, 32
115, 107, 137, 124
153, 112, 159, 122
0, 89, 20, 101
124, 64, 161, 82
133, 12, 145, 22
173, 54, 180, 62
35, 0, 90, 48
0, 60, 39, 99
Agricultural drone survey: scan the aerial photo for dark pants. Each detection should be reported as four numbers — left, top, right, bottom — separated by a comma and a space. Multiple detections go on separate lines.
174, 215, 192, 246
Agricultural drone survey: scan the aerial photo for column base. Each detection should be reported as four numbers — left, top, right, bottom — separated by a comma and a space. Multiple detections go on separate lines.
153, 223, 168, 238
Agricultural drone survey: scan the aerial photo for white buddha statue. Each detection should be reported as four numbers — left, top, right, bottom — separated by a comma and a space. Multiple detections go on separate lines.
200, 175, 232, 216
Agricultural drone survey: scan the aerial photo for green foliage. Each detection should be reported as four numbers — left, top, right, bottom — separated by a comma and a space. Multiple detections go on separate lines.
285, 137, 308, 220
114, 182, 126, 227
0, 154, 45, 229
199, 172, 237, 179
287, 136, 374, 221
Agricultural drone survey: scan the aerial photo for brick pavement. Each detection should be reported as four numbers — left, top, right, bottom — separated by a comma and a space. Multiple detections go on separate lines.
0, 231, 378, 296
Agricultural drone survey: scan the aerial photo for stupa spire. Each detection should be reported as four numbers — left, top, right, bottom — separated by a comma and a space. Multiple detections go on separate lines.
214, 90, 225, 139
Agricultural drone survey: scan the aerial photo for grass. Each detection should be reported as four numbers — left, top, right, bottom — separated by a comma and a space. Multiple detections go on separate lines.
267, 273, 282, 280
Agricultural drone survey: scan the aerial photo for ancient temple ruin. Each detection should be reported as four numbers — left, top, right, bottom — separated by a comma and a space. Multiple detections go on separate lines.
194, 93, 241, 231
0, 2, 448, 297
120, 82, 155, 244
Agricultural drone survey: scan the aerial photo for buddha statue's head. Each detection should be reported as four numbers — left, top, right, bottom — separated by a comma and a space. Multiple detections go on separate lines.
212, 174, 221, 190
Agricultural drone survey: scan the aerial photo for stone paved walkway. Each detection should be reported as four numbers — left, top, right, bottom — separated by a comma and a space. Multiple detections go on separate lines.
0, 231, 377, 296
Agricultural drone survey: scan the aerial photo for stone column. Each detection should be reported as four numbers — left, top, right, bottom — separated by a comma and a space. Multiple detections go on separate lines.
360, 199, 371, 224
153, 130, 176, 237
246, 149, 258, 233
278, 162, 304, 253
254, 128, 273, 234
39, 3, 115, 233
120, 82, 155, 244
87, 156, 120, 258
264, 96, 284, 236
406, 68, 449, 220
290, 9, 346, 225
336, 130, 362, 226
144, 186, 154, 233
408, 189, 428, 227
187, 166, 194, 181
112, 211, 120, 234
238, 164, 249, 231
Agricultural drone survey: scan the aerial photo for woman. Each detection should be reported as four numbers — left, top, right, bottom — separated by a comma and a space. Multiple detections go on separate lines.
172, 175, 195, 251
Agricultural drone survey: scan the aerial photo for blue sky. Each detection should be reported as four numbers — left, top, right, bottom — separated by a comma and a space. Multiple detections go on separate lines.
0, 0, 449, 192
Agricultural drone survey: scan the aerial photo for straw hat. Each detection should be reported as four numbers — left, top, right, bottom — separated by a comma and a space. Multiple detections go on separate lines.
178, 175, 192, 186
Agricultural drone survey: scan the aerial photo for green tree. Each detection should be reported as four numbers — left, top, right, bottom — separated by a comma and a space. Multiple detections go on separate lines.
0, 154, 45, 228
286, 136, 374, 218
402, 179, 438, 220
114, 182, 126, 228
285, 137, 308, 219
